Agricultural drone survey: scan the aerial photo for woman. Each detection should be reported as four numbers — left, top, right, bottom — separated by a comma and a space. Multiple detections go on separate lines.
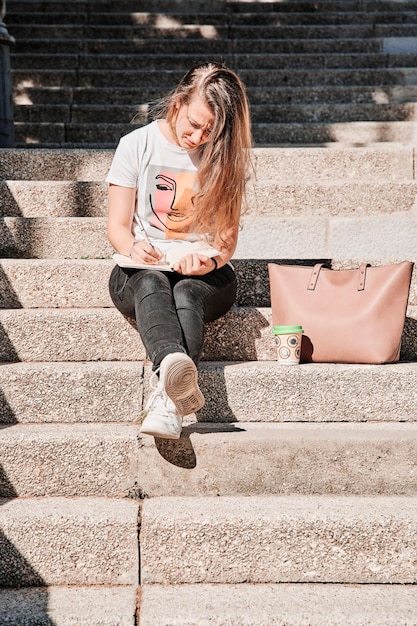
107, 62, 252, 439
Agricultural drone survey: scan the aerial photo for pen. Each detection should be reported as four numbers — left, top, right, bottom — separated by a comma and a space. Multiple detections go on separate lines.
133, 213, 155, 250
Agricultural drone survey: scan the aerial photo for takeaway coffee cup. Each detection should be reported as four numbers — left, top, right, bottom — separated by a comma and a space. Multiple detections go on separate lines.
273, 325, 304, 365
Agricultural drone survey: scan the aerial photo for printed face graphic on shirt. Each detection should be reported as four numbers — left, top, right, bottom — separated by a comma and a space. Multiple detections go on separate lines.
147, 166, 198, 239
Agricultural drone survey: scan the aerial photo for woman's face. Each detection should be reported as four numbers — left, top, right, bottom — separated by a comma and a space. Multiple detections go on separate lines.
173, 94, 215, 150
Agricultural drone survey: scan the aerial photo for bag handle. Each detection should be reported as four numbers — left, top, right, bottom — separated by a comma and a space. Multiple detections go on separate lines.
307, 263, 369, 291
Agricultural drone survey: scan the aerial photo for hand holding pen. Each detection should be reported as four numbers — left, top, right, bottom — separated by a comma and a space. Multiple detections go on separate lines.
131, 213, 163, 263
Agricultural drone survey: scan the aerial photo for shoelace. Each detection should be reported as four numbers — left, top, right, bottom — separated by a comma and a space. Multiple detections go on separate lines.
145, 372, 176, 414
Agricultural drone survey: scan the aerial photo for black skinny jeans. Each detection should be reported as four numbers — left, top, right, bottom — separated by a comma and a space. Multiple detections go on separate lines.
109, 264, 237, 369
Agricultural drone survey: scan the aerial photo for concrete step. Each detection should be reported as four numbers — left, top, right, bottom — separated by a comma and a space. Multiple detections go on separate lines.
0, 258, 279, 308
237, 210, 417, 262
7, 0, 417, 13
231, 12, 417, 26
251, 102, 417, 123
2, 146, 415, 181
137, 423, 417, 496
0, 497, 139, 587
11, 67, 417, 89
10, 22, 417, 40
10, 24, 231, 40
6, 0, 226, 12
140, 495, 417, 584
11, 36, 229, 55
8, 1, 417, 149
232, 24, 417, 39
2, 258, 415, 309
13, 52, 235, 73
0, 361, 143, 424
139, 583, 417, 625
0, 423, 142, 498
0, 307, 416, 362
13, 101, 417, 126
9, 12, 229, 26
0, 181, 107, 216
1, 361, 416, 424
234, 1, 417, 11
2, 206, 416, 258
252, 120, 417, 145
0, 586, 137, 626
247, 84, 417, 106
11, 36, 383, 55
14, 52, 416, 72
12, 84, 417, 107
0, 148, 113, 180
8, 10, 417, 27
3, 422, 417, 498
12, 119, 417, 147
0, 216, 111, 258
14, 85, 417, 109
2, 177, 416, 217
14, 104, 73, 124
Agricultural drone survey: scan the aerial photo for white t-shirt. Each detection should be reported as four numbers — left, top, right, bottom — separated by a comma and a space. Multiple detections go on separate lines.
106, 120, 201, 254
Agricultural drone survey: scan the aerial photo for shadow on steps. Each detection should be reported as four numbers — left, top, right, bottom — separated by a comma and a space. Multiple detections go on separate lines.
0, 400, 53, 623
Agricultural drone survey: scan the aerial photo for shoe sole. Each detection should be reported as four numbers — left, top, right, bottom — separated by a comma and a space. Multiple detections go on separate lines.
160, 353, 205, 416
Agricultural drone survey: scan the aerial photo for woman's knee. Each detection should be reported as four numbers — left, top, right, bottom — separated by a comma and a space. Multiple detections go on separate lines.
173, 278, 206, 310
129, 269, 172, 301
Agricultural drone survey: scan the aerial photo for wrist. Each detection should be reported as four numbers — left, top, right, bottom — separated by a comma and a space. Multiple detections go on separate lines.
212, 257, 218, 270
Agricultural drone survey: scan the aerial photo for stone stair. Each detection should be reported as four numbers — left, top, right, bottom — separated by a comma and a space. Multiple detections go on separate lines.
1, 0, 417, 624
5, 0, 417, 147
1, 144, 416, 623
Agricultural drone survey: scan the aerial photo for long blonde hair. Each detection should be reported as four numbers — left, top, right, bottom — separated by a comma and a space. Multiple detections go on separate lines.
153, 62, 252, 245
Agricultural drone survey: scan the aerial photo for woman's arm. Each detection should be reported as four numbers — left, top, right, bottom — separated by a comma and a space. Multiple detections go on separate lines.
107, 184, 162, 263
213, 222, 239, 268
173, 222, 239, 275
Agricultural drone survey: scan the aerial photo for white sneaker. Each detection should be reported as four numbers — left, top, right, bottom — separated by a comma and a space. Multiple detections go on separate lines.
140, 379, 182, 439
159, 352, 205, 416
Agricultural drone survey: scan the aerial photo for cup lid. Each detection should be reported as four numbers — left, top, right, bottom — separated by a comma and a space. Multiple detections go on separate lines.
273, 325, 304, 334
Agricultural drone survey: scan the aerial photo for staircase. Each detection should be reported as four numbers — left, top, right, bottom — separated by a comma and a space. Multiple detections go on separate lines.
1, 1, 417, 625
5, 0, 417, 147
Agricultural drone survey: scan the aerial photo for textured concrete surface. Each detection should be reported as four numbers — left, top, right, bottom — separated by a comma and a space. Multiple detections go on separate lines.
1, 146, 414, 182
136, 422, 417, 497
0, 497, 139, 586
0, 180, 107, 217
0, 308, 145, 362
1, 306, 416, 362
0, 149, 113, 180
0, 586, 137, 626
327, 212, 417, 259
1, 361, 416, 424
140, 583, 417, 625
2, 211, 415, 259
246, 180, 417, 216
141, 495, 417, 584
0, 259, 114, 308
1, 258, 415, 309
250, 145, 415, 181
0, 423, 142, 497
0, 361, 143, 423
3, 9, 417, 622
0, 216, 111, 259
236, 212, 417, 259
2, 422, 417, 498
4, 179, 416, 218
195, 361, 417, 422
